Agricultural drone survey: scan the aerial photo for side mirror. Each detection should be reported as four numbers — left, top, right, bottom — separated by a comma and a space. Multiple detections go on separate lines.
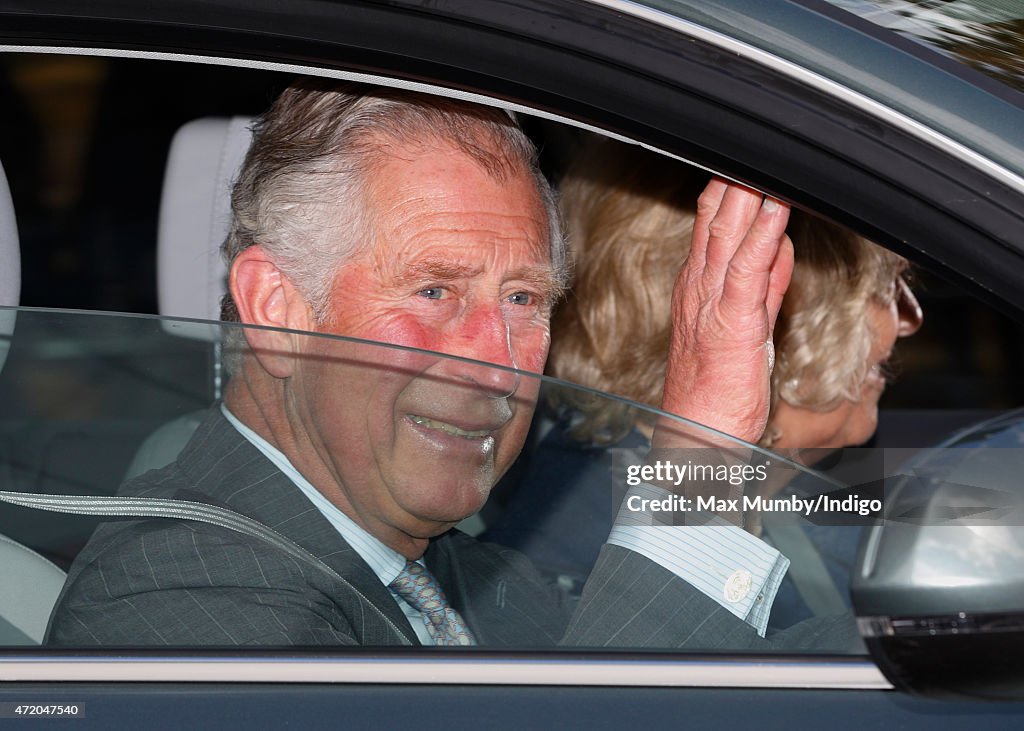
851, 424, 1024, 701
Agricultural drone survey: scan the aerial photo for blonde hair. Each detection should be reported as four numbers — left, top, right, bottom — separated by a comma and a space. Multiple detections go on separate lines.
772, 215, 906, 414
550, 138, 907, 445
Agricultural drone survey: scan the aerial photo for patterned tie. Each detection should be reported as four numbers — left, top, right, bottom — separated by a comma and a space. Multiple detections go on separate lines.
389, 560, 477, 646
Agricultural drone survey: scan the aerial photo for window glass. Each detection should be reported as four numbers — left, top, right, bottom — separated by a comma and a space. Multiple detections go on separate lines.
0, 309, 1020, 655
0, 309, 863, 651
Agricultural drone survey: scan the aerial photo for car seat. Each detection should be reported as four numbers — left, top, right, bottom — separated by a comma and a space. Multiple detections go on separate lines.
156, 116, 251, 328
123, 116, 253, 480
0, 159, 68, 645
0, 158, 18, 375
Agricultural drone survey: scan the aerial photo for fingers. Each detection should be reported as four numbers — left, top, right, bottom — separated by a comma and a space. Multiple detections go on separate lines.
765, 233, 794, 333
735, 196, 791, 278
692, 179, 790, 288
701, 184, 766, 282
686, 179, 727, 273
717, 191, 791, 316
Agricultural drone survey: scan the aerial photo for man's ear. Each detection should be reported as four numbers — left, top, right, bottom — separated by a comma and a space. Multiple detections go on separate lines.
229, 246, 314, 378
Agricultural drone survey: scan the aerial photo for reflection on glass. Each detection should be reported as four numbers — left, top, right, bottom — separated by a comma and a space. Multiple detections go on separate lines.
0, 308, 1017, 654
828, 0, 1024, 92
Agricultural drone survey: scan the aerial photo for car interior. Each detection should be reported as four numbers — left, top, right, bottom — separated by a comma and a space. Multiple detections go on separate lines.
0, 157, 69, 646
0, 53, 1022, 653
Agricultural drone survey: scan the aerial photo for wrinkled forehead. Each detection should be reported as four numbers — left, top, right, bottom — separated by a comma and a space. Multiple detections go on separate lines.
332, 130, 561, 303
363, 126, 539, 192
363, 134, 549, 233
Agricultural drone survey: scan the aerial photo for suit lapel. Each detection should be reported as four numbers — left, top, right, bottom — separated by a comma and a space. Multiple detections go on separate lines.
174, 407, 418, 645
427, 531, 567, 646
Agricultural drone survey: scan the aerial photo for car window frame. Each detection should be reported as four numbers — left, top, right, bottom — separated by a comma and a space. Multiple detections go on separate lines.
1, 0, 1024, 692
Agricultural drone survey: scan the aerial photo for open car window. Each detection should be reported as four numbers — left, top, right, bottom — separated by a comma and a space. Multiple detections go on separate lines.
0, 45, 1021, 706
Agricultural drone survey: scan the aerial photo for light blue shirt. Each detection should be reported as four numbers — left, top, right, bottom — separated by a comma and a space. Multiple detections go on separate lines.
609, 482, 788, 635
221, 405, 435, 645
222, 405, 786, 640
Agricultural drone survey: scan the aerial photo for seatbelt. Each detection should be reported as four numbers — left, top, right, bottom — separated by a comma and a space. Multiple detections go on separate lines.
0, 489, 413, 645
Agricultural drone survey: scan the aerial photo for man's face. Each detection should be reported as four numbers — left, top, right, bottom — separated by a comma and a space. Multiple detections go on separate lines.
291, 139, 556, 550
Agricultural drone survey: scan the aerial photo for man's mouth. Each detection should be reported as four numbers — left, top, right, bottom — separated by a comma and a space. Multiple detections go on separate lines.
408, 414, 493, 439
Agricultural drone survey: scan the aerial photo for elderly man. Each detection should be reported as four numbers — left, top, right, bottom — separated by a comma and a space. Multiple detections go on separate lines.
48, 80, 845, 649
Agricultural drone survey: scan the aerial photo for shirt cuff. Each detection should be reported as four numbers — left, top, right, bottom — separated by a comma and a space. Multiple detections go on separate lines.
607, 482, 790, 637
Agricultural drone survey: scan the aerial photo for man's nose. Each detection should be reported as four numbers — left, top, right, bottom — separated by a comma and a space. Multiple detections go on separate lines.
451, 309, 521, 399
896, 277, 923, 337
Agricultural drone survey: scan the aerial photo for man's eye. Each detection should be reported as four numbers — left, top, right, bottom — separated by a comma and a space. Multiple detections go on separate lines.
419, 287, 444, 300
507, 292, 532, 306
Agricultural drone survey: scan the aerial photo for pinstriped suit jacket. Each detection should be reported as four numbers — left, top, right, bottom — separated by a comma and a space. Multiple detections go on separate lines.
46, 409, 855, 649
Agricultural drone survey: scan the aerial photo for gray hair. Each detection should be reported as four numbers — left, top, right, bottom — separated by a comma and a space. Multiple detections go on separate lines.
221, 79, 566, 323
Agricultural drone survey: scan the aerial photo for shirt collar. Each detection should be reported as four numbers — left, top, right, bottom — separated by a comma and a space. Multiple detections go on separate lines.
219, 403, 410, 586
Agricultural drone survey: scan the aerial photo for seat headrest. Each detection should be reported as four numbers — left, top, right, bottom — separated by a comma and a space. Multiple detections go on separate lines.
0, 159, 19, 374
157, 117, 253, 337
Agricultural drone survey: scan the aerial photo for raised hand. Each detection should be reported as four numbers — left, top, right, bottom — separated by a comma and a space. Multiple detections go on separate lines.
658, 179, 794, 445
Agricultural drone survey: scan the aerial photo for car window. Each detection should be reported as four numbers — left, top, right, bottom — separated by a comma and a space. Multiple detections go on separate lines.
0, 52, 1022, 676
0, 308, 858, 652
1, 53, 1020, 418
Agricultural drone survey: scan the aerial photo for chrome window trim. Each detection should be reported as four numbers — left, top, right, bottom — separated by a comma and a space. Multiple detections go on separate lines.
1, 40, 1022, 199
0, 656, 892, 688
579, 0, 1024, 195
0, 45, 644, 153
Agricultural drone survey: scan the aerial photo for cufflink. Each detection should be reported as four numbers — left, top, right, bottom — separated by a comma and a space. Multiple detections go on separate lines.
724, 569, 753, 603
